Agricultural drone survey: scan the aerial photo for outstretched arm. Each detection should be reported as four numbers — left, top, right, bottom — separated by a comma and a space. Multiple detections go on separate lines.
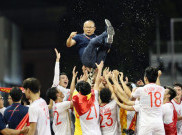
119, 72, 132, 98
52, 48, 61, 87
70, 66, 78, 101
156, 70, 162, 85
1, 127, 29, 135
94, 61, 104, 90
105, 73, 135, 110
116, 102, 135, 111
48, 99, 53, 110
108, 73, 135, 106
66, 32, 77, 47
112, 73, 129, 99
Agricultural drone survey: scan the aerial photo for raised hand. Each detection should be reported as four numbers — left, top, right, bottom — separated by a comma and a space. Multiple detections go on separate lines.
103, 67, 110, 77
112, 72, 117, 82
137, 80, 144, 86
112, 70, 119, 78
158, 70, 162, 77
119, 72, 124, 82
125, 76, 128, 84
105, 71, 112, 80
70, 32, 77, 38
54, 48, 61, 60
95, 61, 104, 71
72, 66, 78, 79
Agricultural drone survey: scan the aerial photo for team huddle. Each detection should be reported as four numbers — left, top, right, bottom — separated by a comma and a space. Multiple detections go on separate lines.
0, 19, 182, 135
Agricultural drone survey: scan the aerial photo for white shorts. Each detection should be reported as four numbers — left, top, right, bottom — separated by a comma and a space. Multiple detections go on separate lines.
138, 123, 165, 135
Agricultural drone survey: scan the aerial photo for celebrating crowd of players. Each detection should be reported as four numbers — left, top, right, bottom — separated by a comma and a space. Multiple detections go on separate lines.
0, 48, 182, 135
0, 19, 182, 135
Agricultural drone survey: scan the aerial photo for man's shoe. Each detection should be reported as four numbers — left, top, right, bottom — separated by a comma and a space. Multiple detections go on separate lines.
105, 19, 115, 44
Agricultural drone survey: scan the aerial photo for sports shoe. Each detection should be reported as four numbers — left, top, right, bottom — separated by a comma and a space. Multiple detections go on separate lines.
105, 19, 115, 44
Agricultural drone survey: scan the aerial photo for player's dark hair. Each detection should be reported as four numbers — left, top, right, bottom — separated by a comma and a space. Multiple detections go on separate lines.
164, 86, 177, 101
46, 87, 58, 101
23, 78, 41, 94
76, 81, 91, 95
10, 87, 23, 102
173, 83, 182, 89
100, 88, 111, 103
60, 72, 67, 76
144, 67, 158, 83
21, 93, 30, 105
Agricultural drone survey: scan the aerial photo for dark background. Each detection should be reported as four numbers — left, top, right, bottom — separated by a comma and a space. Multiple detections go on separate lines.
0, 0, 182, 98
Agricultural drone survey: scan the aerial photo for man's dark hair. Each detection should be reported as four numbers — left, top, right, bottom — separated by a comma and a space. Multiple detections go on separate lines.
164, 86, 177, 101
173, 83, 182, 89
10, 87, 23, 102
100, 88, 111, 103
23, 78, 41, 94
46, 87, 58, 101
76, 81, 91, 95
144, 67, 158, 83
83, 20, 95, 27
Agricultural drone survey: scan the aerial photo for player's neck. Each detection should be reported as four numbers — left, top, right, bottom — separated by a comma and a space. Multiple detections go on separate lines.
174, 97, 181, 103
163, 98, 170, 104
13, 101, 21, 104
55, 98, 62, 103
31, 93, 40, 102
100, 102, 107, 106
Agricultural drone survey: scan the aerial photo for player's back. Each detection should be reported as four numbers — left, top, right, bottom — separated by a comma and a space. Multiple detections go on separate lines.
52, 101, 71, 135
29, 98, 51, 135
79, 96, 101, 135
133, 84, 165, 135
139, 84, 165, 120
100, 100, 118, 135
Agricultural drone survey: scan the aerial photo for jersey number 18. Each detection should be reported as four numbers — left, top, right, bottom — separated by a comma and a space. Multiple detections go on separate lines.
148, 92, 161, 107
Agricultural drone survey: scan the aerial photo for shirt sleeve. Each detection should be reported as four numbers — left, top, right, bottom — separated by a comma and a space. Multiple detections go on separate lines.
56, 101, 71, 113
52, 62, 60, 87
94, 90, 99, 101
29, 105, 39, 123
72, 35, 79, 43
0, 113, 6, 131
132, 87, 142, 98
57, 85, 70, 96
135, 100, 140, 105
162, 104, 167, 117
133, 104, 140, 112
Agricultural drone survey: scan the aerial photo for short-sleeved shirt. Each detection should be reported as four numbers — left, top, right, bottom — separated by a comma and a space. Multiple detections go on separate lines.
0, 113, 6, 135
52, 101, 71, 135
73, 90, 101, 135
29, 98, 51, 135
171, 99, 182, 133
100, 100, 119, 135
72, 34, 96, 58
4, 103, 28, 129
162, 103, 174, 124
0, 107, 6, 116
132, 83, 165, 127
